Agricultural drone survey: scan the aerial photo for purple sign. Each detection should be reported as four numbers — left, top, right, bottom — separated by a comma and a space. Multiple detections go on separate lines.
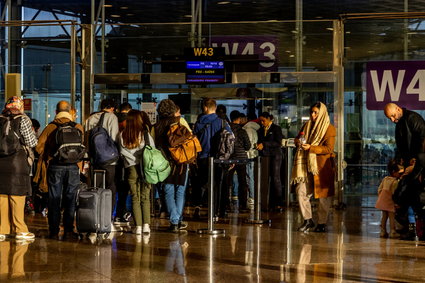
367, 61, 425, 110
210, 36, 278, 71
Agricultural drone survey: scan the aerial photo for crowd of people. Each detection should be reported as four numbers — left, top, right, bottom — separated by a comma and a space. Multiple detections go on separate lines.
12, 96, 424, 242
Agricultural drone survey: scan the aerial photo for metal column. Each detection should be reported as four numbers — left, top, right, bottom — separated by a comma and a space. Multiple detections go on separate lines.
333, 20, 345, 206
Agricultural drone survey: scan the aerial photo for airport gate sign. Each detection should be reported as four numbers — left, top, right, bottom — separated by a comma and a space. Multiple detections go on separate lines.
366, 61, 425, 110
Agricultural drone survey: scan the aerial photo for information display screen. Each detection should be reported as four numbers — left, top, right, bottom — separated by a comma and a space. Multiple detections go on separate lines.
186, 61, 225, 83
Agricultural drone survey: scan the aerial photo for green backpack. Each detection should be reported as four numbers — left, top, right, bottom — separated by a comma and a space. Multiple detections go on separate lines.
141, 131, 171, 184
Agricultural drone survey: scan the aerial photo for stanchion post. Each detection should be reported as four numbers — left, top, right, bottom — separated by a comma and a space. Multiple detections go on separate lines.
246, 156, 265, 224
198, 157, 225, 235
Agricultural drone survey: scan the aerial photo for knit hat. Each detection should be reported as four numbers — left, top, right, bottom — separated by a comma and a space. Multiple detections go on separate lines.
5, 96, 23, 111
157, 99, 177, 118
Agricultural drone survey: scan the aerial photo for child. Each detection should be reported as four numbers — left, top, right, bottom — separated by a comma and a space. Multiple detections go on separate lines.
375, 159, 402, 238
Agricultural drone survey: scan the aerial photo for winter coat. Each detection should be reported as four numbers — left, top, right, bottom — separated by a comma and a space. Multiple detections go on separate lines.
194, 113, 232, 159
229, 123, 250, 160
243, 121, 260, 159
257, 123, 283, 157
309, 124, 336, 198
0, 114, 36, 196
395, 108, 425, 165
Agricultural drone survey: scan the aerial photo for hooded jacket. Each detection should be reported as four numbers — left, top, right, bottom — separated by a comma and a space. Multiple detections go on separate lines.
194, 113, 232, 159
243, 121, 260, 159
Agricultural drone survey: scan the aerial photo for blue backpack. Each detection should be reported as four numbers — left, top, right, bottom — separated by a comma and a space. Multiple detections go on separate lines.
89, 112, 119, 166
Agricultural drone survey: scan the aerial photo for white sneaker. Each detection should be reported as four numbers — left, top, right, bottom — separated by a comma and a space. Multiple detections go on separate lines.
142, 224, 150, 234
133, 226, 142, 235
16, 232, 35, 240
110, 224, 123, 232
0, 234, 5, 241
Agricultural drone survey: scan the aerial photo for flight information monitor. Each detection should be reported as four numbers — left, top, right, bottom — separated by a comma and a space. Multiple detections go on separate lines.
186, 61, 225, 83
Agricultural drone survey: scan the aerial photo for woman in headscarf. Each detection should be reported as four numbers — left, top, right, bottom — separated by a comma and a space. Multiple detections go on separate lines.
0, 96, 38, 241
291, 102, 336, 233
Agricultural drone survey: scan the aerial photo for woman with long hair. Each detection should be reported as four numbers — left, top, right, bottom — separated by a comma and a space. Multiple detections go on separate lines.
119, 110, 154, 235
152, 99, 190, 232
256, 112, 284, 211
291, 102, 336, 233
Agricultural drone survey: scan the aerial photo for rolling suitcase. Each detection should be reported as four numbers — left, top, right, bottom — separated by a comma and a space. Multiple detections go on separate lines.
77, 169, 112, 237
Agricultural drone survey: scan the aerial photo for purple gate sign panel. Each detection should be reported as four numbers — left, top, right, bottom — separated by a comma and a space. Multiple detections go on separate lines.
210, 36, 279, 71
367, 61, 425, 110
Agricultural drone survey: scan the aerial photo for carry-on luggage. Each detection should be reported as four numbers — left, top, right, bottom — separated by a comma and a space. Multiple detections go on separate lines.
76, 169, 112, 238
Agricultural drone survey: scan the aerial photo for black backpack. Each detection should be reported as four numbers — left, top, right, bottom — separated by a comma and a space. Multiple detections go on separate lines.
53, 121, 86, 164
212, 119, 235, 160
89, 112, 119, 166
0, 114, 23, 157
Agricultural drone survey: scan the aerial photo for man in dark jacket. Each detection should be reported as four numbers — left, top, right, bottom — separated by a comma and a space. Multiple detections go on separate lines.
192, 98, 232, 216
384, 103, 425, 240
226, 111, 251, 212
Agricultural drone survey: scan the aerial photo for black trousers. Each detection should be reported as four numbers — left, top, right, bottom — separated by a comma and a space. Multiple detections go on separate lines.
115, 162, 130, 219
260, 155, 283, 210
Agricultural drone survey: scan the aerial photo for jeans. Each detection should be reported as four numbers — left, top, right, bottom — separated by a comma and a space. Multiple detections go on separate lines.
47, 164, 80, 234
126, 165, 151, 226
163, 168, 188, 225
246, 162, 255, 199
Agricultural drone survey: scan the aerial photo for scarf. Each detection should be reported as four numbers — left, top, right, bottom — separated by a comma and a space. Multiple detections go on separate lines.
291, 102, 330, 184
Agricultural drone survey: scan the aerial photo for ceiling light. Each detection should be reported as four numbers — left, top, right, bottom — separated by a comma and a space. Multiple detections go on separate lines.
289, 54, 295, 57
345, 31, 351, 34
326, 27, 334, 31
127, 13, 134, 16
104, 4, 112, 7
285, 50, 291, 53
120, 6, 129, 10
217, 1, 230, 4
111, 14, 121, 18
184, 14, 192, 18
315, 16, 323, 19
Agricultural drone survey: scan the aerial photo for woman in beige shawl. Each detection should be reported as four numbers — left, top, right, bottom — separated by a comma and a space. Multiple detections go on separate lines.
291, 102, 336, 233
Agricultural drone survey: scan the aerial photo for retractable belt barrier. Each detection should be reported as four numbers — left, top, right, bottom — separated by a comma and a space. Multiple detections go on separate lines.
197, 157, 265, 235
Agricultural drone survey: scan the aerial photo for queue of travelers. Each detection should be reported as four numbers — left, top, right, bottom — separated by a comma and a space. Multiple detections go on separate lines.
7, 97, 425, 243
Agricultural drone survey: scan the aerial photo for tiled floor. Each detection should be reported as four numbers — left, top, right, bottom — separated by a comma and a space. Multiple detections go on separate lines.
1, 201, 425, 282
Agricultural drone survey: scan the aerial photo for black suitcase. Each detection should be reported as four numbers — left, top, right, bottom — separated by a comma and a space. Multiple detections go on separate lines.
76, 169, 112, 235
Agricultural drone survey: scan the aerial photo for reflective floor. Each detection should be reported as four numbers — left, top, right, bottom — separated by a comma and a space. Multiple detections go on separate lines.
2, 198, 425, 282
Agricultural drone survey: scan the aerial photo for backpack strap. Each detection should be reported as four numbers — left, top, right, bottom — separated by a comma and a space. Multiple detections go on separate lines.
97, 112, 107, 128
143, 130, 151, 147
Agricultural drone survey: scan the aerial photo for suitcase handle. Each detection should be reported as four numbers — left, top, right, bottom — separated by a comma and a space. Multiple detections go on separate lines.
93, 169, 106, 189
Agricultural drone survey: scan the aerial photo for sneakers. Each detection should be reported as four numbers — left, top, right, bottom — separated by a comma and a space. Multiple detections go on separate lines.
110, 224, 123, 232
113, 217, 130, 226
247, 198, 254, 211
16, 232, 35, 240
380, 229, 389, 238
0, 234, 5, 241
142, 224, 151, 234
133, 226, 142, 235
16, 239, 35, 246
63, 231, 79, 240
297, 219, 315, 232
178, 221, 188, 230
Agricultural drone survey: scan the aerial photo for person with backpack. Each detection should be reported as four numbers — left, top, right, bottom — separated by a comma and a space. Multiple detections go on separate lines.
0, 96, 38, 241
257, 112, 284, 212
84, 99, 120, 232
225, 111, 251, 213
193, 98, 233, 218
152, 99, 193, 232
119, 110, 154, 235
35, 101, 84, 240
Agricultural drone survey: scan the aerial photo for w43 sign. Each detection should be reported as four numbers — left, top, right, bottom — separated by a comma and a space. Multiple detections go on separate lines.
366, 61, 425, 110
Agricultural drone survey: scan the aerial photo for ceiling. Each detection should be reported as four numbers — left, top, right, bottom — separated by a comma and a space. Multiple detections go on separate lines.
15, 1, 425, 71
21, 0, 425, 23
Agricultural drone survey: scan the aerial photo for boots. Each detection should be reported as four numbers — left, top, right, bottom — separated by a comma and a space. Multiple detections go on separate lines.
298, 219, 315, 232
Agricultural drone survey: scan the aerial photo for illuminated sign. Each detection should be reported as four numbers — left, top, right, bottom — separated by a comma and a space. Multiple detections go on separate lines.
186, 61, 225, 83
